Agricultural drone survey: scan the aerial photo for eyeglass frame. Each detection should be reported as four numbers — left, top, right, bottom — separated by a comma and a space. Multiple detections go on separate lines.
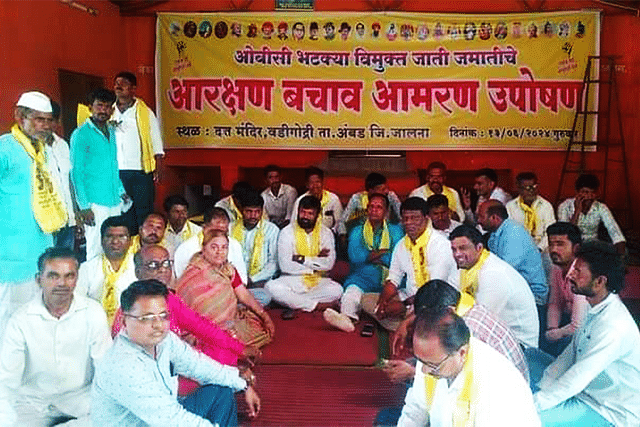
123, 311, 171, 324
143, 259, 173, 270
418, 352, 455, 376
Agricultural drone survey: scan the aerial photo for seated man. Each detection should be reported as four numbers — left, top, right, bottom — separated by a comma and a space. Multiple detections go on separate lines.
450, 225, 539, 347
324, 193, 404, 332
130, 212, 175, 255
291, 167, 343, 235
215, 181, 253, 226
261, 164, 297, 229
340, 172, 402, 236
543, 222, 588, 357
534, 241, 640, 426
557, 174, 625, 254
76, 215, 137, 325
426, 194, 462, 237
370, 197, 458, 331
163, 195, 202, 254
0, 247, 111, 426
409, 161, 465, 222
461, 167, 511, 225
397, 308, 539, 427
265, 196, 343, 312
506, 172, 556, 252
92, 280, 260, 426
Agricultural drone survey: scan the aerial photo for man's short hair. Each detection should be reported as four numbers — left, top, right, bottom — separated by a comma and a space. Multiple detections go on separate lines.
264, 164, 281, 176
575, 174, 600, 191
547, 222, 582, 246
401, 197, 429, 216
427, 161, 447, 173
485, 200, 508, 220
516, 172, 538, 184
51, 100, 61, 122
242, 190, 264, 209
305, 166, 324, 181
299, 195, 321, 212
414, 279, 461, 311
413, 307, 470, 353
101, 215, 131, 238
142, 212, 167, 227
37, 247, 79, 274
368, 192, 389, 209
163, 195, 189, 212
120, 279, 168, 313
203, 207, 230, 224
115, 71, 137, 86
475, 167, 498, 183
576, 240, 625, 294
365, 173, 387, 191
426, 194, 449, 213
449, 224, 484, 246
88, 88, 117, 105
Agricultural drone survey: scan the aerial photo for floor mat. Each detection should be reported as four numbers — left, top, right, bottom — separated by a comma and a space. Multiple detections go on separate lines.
238, 365, 407, 427
260, 309, 380, 366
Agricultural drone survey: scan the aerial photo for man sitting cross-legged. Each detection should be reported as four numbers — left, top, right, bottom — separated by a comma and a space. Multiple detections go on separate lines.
92, 280, 260, 426
265, 195, 343, 312
0, 247, 111, 427
324, 193, 404, 332
397, 307, 539, 427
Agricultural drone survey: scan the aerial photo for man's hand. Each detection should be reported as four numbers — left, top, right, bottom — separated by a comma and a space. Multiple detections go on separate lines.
376, 282, 402, 318
241, 345, 261, 366
392, 316, 414, 356
292, 254, 305, 264
574, 193, 585, 213
121, 193, 131, 203
368, 249, 388, 265
460, 187, 471, 210
259, 311, 276, 337
545, 328, 564, 342
79, 208, 95, 226
153, 155, 163, 183
318, 248, 330, 258
383, 360, 416, 383
244, 385, 261, 418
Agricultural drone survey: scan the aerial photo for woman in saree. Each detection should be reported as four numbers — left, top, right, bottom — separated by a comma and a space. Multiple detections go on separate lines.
176, 229, 275, 348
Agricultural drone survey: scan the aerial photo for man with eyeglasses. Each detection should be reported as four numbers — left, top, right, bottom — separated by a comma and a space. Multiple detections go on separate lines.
0, 247, 111, 426
92, 280, 260, 427
76, 216, 137, 325
506, 172, 556, 252
397, 308, 539, 427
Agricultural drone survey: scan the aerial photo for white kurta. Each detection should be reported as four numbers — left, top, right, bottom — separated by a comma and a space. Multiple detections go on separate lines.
164, 221, 202, 256
291, 191, 343, 234
173, 234, 248, 283
112, 99, 164, 171
398, 338, 540, 427
506, 196, 556, 251
409, 184, 466, 223
76, 254, 138, 305
45, 134, 76, 226
261, 184, 298, 224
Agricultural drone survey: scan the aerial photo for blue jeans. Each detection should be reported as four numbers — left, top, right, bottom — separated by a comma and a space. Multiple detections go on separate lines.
540, 397, 613, 427
179, 384, 238, 427
524, 346, 555, 393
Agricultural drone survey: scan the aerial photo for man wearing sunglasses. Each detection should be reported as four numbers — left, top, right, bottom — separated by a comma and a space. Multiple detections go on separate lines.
397, 308, 539, 427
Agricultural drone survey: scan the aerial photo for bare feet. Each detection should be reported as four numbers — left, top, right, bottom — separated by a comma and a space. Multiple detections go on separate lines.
314, 301, 338, 313
323, 308, 356, 332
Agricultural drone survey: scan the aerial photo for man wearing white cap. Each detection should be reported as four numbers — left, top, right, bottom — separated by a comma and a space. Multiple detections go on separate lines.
0, 91, 68, 346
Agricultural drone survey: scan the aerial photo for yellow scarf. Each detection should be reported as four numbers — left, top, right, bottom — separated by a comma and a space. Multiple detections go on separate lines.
129, 234, 168, 254
347, 192, 369, 223
363, 219, 390, 251
460, 249, 490, 296
424, 342, 477, 427
227, 197, 243, 224
424, 185, 460, 215
455, 292, 475, 316
294, 220, 322, 289
101, 252, 131, 325
232, 219, 266, 278
517, 196, 538, 237
11, 125, 67, 233
77, 99, 155, 173
404, 226, 432, 289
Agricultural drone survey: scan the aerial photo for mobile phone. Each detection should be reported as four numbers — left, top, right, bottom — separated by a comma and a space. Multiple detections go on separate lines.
325, 210, 334, 216
361, 323, 375, 337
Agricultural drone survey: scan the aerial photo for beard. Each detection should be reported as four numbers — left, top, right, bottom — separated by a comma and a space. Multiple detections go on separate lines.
297, 217, 315, 229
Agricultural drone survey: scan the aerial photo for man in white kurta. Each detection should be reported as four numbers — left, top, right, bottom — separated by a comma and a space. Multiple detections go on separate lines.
266, 196, 342, 311
398, 310, 539, 427
261, 165, 297, 228
462, 167, 511, 226
450, 225, 539, 348
409, 161, 465, 222
0, 248, 111, 427
163, 195, 202, 255
290, 167, 343, 234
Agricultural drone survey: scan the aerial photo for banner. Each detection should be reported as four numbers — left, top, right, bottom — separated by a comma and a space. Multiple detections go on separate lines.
156, 11, 600, 150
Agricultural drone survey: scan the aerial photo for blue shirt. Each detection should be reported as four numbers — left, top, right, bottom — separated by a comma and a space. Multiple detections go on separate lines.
70, 119, 125, 210
0, 133, 53, 283
488, 218, 548, 305
92, 331, 246, 427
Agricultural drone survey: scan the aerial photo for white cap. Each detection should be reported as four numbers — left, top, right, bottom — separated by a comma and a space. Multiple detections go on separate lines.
16, 91, 52, 113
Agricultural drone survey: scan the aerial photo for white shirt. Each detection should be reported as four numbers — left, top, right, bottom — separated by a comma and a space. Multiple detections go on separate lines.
164, 220, 202, 256
174, 234, 247, 282
398, 338, 540, 427
557, 198, 625, 244
506, 196, 556, 251
468, 252, 539, 348
277, 222, 336, 275
76, 254, 137, 305
534, 294, 640, 426
339, 190, 402, 235
291, 191, 343, 234
215, 196, 242, 225
236, 220, 279, 283
409, 184, 466, 223
261, 184, 297, 224
0, 294, 111, 425
387, 226, 459, 300
433, 219, 462, 238
45, 134, 76, 226
112, 99, 163, 171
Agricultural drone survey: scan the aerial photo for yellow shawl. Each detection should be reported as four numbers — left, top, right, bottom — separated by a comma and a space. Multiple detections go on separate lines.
423, 185, 460, 215
294, 220, 322, 289
404, 226, 432, 289
101, 251, 132, 326
459, 249, 490, 297
517, 196, 538, 237
11, 125, 67, 233
231, 219, 266, 278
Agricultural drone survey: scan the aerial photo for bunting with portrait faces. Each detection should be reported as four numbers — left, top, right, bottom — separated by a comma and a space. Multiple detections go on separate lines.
156, 10, 599, 150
